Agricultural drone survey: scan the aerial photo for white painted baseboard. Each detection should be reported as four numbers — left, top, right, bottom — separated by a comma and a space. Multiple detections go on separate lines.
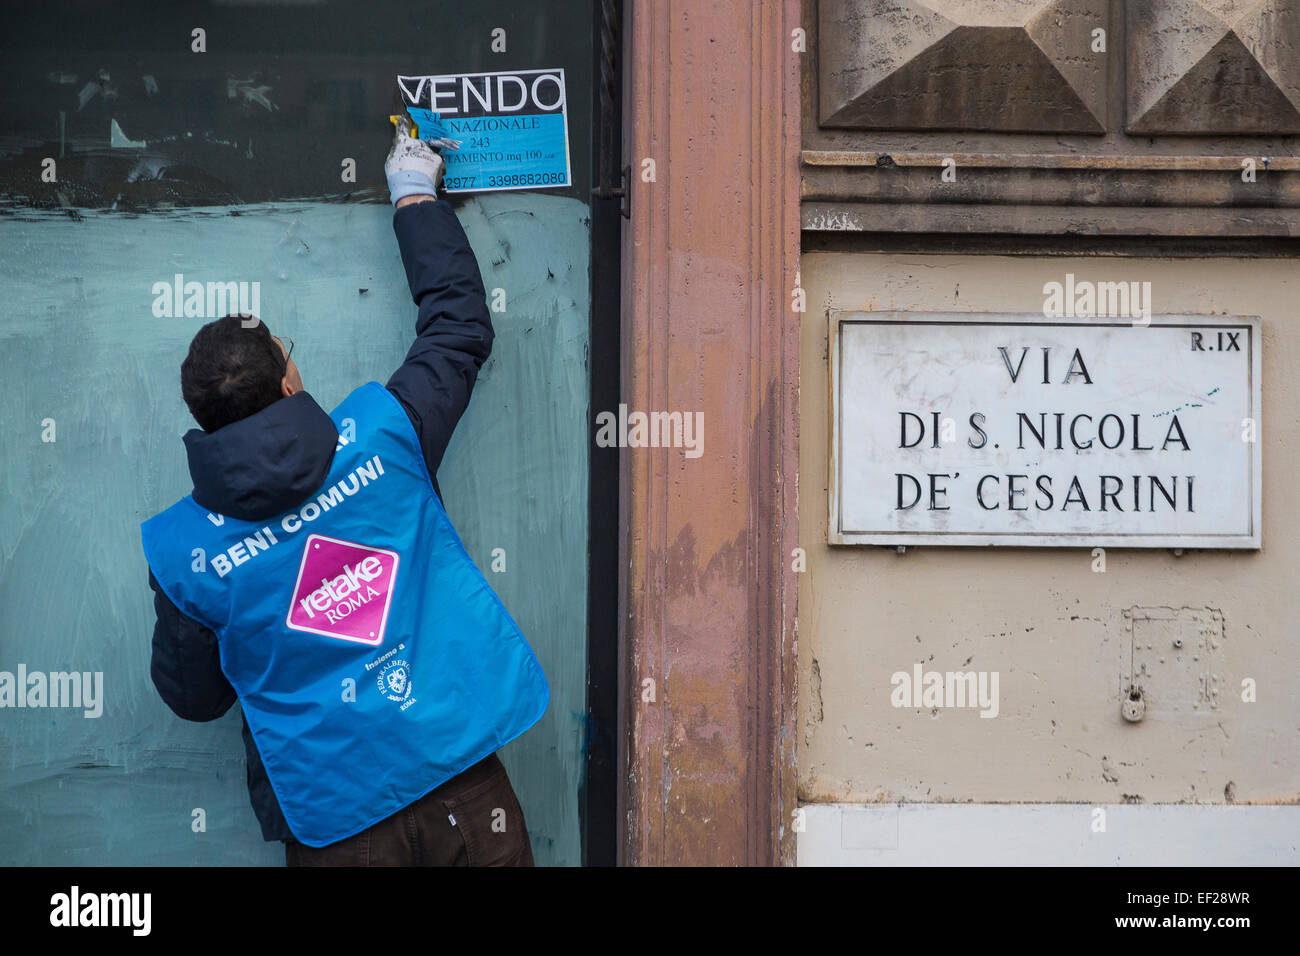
796, 804, 1300, 866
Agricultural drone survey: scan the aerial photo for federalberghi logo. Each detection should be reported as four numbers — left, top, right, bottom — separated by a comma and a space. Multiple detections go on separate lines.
378, 659, 412, 702
286, 534, 398, 646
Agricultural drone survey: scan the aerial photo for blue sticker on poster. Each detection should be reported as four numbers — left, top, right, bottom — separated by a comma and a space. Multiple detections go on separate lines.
397, 69, 571, 194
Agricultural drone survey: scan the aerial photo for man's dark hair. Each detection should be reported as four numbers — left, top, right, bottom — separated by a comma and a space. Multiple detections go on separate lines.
181, 314, 287, 432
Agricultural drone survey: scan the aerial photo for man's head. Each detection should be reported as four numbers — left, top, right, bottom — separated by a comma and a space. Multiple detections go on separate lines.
181, 314, 303, 432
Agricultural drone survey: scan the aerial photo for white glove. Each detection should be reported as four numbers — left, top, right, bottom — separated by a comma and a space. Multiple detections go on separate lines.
385, 116, 445, 205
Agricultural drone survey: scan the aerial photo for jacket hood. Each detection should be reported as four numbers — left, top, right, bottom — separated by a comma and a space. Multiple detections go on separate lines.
183, 391, 339, 522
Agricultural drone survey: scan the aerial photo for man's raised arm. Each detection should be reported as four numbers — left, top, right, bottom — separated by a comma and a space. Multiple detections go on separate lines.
383, 121, 494, 482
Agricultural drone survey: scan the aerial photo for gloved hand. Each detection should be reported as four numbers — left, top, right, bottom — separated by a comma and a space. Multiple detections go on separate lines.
385, 115, 444, 205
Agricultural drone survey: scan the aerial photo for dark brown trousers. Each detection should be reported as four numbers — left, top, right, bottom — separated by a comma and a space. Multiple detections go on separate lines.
284, 752, 535, 867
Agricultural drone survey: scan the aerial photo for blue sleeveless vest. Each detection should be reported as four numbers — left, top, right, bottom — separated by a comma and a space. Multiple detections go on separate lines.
141, 382, 549, 847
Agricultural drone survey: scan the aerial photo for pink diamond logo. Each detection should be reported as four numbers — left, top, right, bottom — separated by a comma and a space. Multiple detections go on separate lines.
285, 534, 399, 646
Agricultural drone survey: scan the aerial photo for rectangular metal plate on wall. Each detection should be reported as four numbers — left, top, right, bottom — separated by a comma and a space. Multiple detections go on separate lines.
828, 311, 1262, 548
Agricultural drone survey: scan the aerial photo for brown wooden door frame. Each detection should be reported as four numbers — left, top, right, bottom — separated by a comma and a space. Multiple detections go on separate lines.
618, 0, 802, 866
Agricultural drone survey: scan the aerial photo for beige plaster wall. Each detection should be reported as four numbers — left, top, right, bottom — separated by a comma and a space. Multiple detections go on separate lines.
798, 252, 1299, 805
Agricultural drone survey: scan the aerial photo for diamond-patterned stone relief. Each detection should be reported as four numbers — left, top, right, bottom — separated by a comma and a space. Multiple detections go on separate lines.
1127, 0, 1300, 134
818, 0, 1109, 132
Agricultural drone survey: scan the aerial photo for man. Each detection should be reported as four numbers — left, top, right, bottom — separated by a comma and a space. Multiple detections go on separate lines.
142, 121, 549, 866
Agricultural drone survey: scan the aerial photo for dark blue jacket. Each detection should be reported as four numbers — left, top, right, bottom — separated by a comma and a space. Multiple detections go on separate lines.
148, 199, 493, 842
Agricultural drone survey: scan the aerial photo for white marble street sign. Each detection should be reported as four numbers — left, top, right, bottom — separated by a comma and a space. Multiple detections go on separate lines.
829, 312, 1261, 548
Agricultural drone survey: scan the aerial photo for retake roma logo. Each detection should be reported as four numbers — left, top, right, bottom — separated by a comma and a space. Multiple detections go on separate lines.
285, 534, 399, 646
